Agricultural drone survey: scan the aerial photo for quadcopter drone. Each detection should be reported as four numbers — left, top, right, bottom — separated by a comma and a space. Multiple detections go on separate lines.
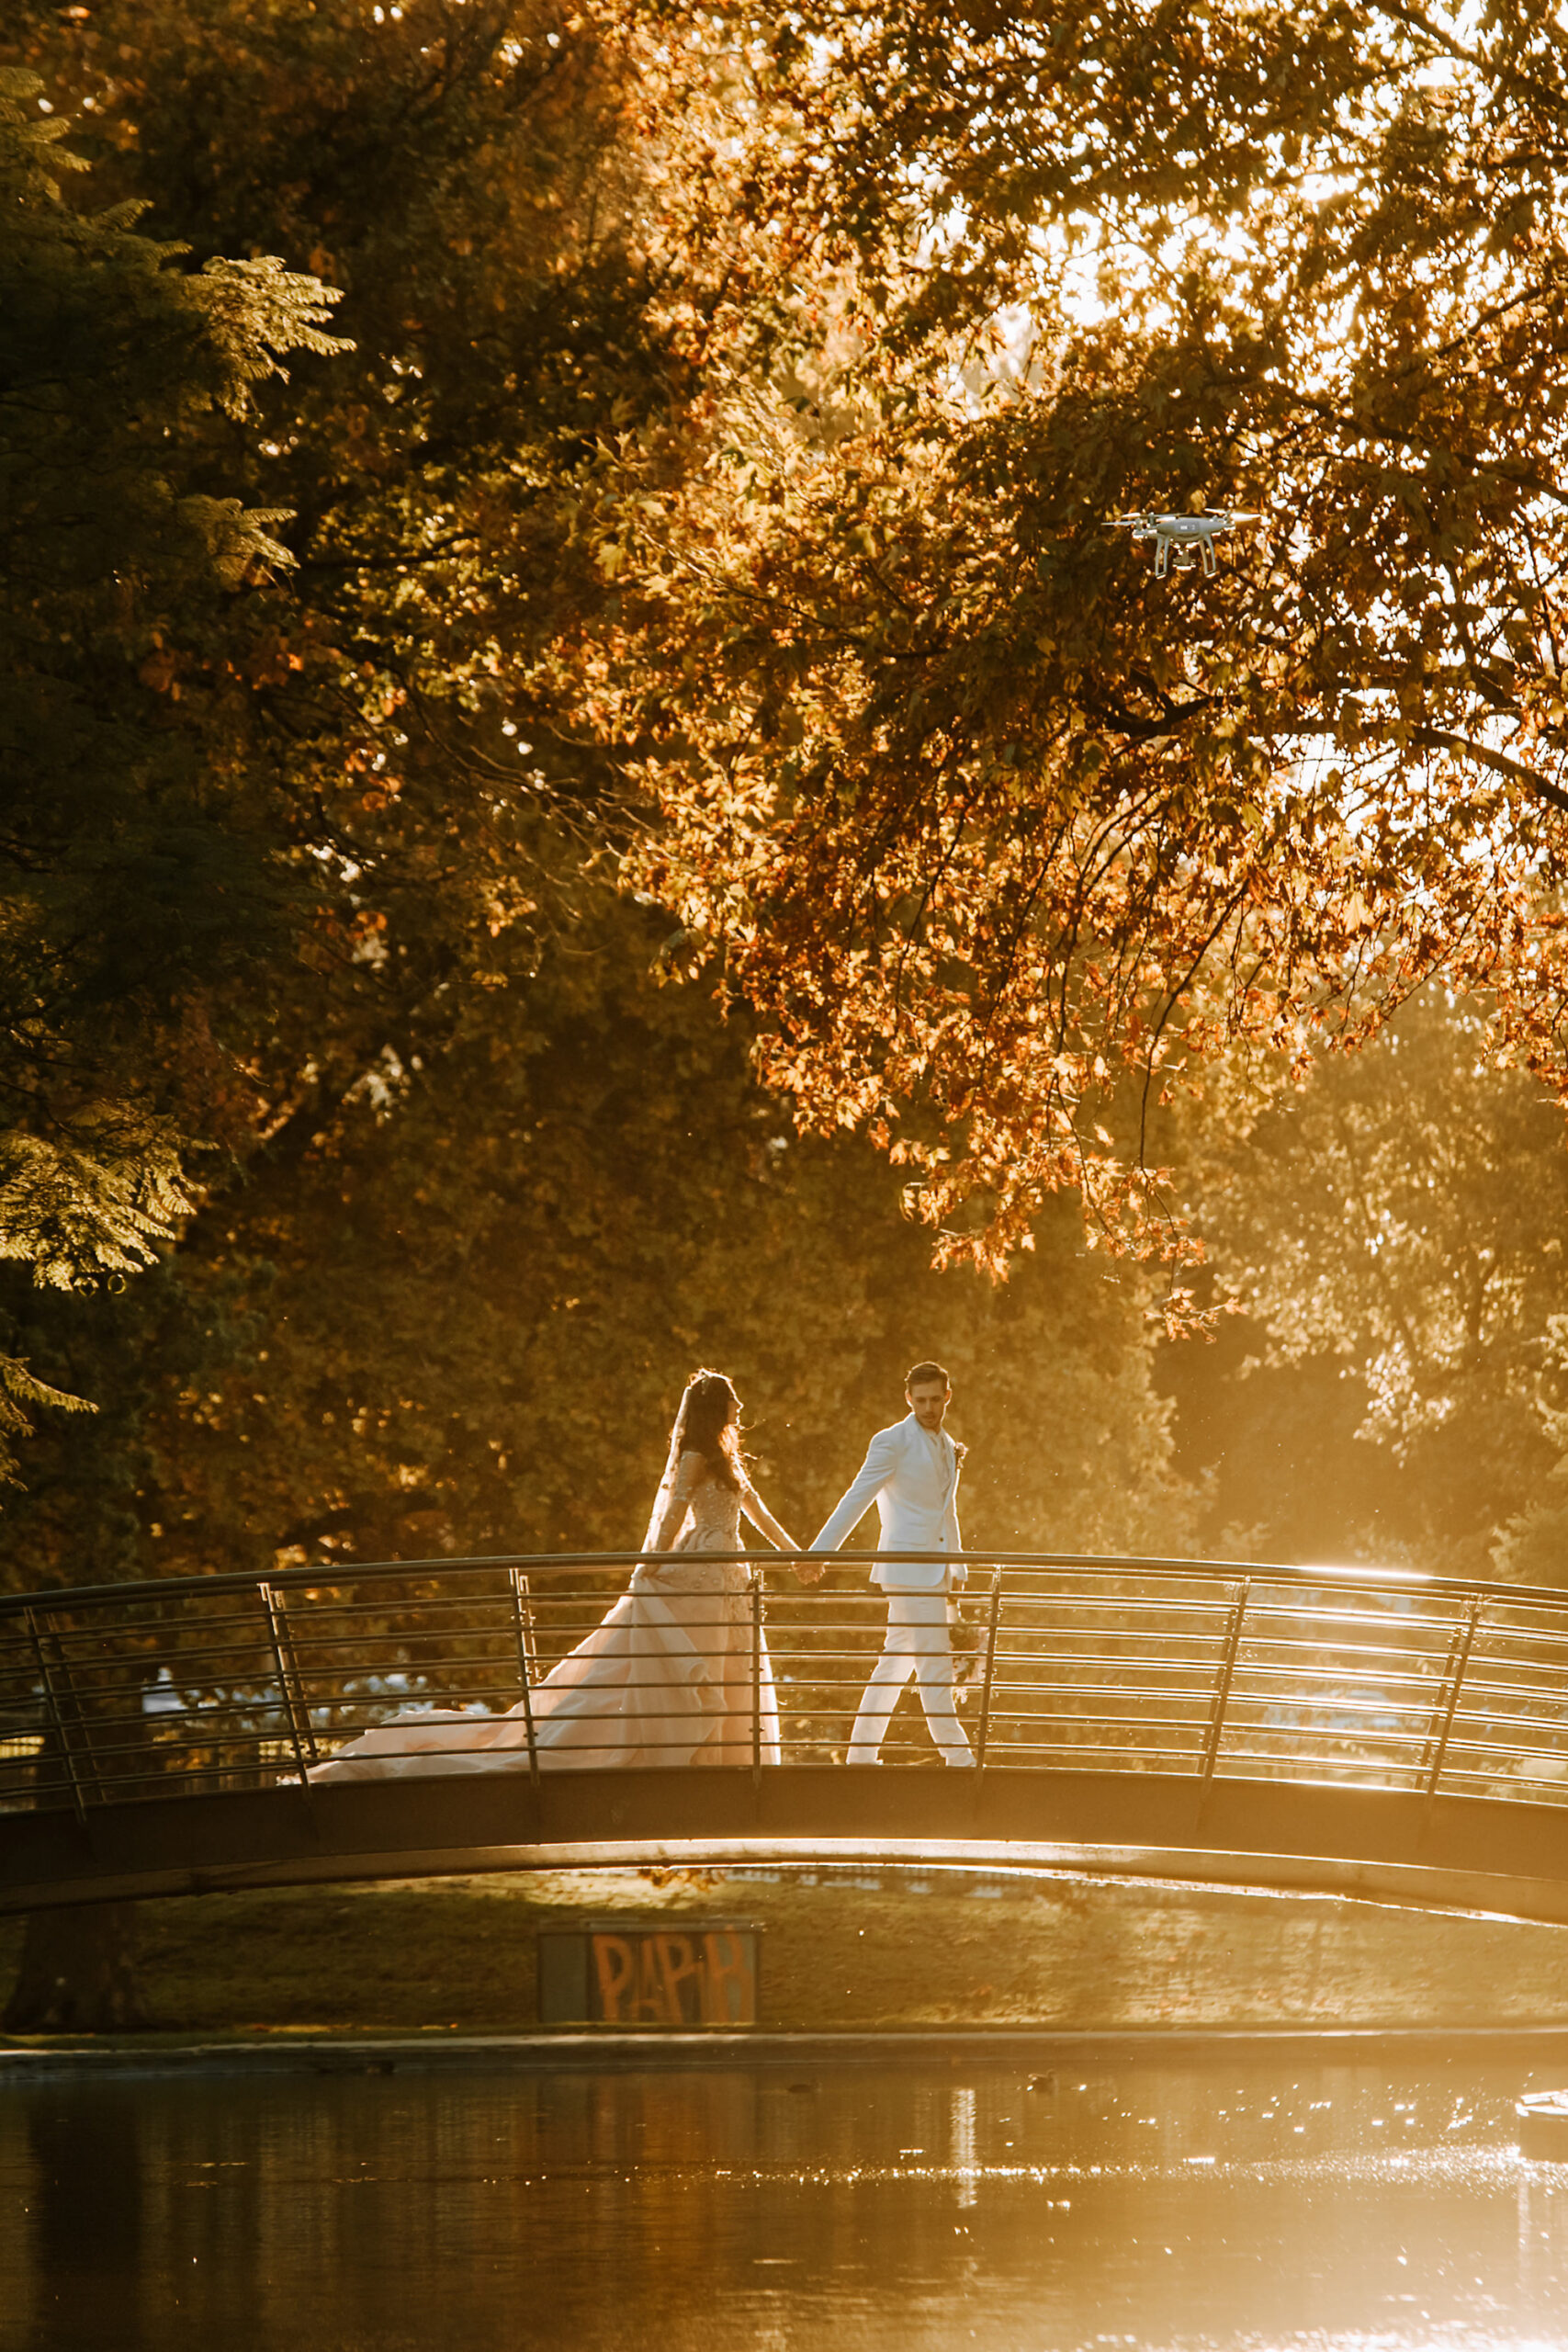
1109, 507, 1260, 578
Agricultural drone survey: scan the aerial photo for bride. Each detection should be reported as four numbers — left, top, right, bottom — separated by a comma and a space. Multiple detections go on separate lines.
310, 1370, 807, 1780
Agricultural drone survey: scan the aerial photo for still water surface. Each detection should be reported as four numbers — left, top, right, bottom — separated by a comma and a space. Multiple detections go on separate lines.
3, 2053, 1567, 2350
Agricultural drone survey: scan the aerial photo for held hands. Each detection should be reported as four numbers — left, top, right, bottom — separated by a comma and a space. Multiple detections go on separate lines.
759, 1513, 822, 1581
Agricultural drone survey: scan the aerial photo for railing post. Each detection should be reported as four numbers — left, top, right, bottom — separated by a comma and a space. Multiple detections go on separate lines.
750, 1568, 764, 1788
1201, 1577, 1250, 1789
509, 1565, 540, 1789
974, 1572, 1003, 1770
260, 1582, 317, 1781
511, 1566, 539, 1682
25, 1609, 95, 1824
275, 1586, 320, 1763
1423, 1598, 1483, 1800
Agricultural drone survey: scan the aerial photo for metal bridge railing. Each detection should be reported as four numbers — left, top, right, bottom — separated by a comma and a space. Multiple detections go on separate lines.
4, 1551, 1568, 1815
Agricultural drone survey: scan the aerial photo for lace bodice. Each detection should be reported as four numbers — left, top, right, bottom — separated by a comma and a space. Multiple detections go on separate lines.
637, 1450, 753, 1595
678, 1476, 746, 1552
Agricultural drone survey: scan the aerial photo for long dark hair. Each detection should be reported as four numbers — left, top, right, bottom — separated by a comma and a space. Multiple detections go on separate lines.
673, 1369, 744, 1490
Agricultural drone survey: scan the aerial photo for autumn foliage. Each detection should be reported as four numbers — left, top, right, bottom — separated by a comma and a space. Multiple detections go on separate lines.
531, 2, 1565, 1296
2, 0, 1568, 1566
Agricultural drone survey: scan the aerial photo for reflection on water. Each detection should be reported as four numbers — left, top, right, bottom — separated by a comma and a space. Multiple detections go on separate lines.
3, 2054, 1567, 2349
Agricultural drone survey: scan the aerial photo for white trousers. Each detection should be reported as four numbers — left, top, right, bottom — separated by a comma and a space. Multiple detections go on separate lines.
849, 1593, 975, 1767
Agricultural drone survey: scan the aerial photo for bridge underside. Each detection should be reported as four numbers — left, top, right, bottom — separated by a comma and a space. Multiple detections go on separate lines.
6, 1768, 1568, 1925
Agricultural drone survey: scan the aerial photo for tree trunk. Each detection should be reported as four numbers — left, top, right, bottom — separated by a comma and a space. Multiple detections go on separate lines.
3, 1903, 150, 2032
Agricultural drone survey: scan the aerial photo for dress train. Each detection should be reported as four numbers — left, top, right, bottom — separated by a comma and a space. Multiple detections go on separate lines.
309, 1453, 783, 1781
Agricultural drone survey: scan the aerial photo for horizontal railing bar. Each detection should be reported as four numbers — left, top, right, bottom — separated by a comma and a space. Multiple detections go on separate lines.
1211, 1754, 1427, 1780
988, 1599, 1236, 1621
1443, 1717, 1568, 1743
1467, 1622, 1568, 1645
1214, 1746, 1429, 1774
987, 1702, 1232, 1721
21, 1681, 1497, 1717
1229, 1645, 1460, 1670
994, 1727, 1416, 1758
1441, 1713, 1568, 1739
977, 1740, 1206, 1764
1212, 1733, 1431, 1757
987, 1659, 1449, 1694
12, 1548, 1568, 1624
992, 1641, 1438, 1667
1454, 1697, 1568, 1722
983, 1715, 1207, 1738
996, 1657, 1447, 1686
988, 1668, 1445, 1702
246, 1637, 525, 1667
985, 1657, 1232, 1679
263, 1599, 525, 1624
1000, 1595, 1468, 1633
1217, 1721, 1437, 1746
1438, 1736, 1568, 1764
1215, 1770, 1426, 1792
1461, 1613, 1568, 1634
977, 1637, 1237, 1658
0, 1694, 1491, 1721
1001, 1693, 1438, 1731
10, 1713, 285, 1747
3, 1637, 1481, 1670
38, 1758, 298, 1792
41, 1663, 281, 1688
988, 1696, 1223, 1722
61, 1661, 280, 1686
46, 1709, 298, 1741
1224, 1661, 1450, 1687
1450, 1674, 1568, 1696
29, 1616, 274, 1647
1448, 1749, 1568, 1769
1235, 1600, 1472, 1624
31, 1749, 1568, 1806
1201, 1689, 1457, 1718
28, 1732, 288, 1771
1233, 1647, 1458, 1671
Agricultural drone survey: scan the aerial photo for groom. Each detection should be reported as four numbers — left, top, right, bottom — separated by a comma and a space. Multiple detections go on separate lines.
810, 1361, 975, 1768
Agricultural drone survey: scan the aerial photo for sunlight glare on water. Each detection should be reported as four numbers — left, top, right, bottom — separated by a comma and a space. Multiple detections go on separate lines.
2, 2054, 1567, 2350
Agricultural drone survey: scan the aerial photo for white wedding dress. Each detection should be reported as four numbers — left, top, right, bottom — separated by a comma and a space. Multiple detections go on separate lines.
309, 1451, 784, 1781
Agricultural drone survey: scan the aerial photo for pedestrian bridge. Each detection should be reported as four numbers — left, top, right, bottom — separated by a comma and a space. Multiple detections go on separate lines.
6, 1551, 1568, 1924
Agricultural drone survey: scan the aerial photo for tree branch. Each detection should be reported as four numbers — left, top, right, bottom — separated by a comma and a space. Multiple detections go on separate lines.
1411, 728, 1568, 816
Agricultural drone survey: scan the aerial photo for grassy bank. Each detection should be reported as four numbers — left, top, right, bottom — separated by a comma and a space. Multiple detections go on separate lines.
5, 1866, 1568, 2038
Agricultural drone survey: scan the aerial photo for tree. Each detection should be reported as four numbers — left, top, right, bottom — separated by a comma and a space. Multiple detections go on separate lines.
0, 0, 845, 1432
1166, 987, 1568, 1578
0, 60, 352, 2032
564, 0, 1568, 1291
22, 0, 1568, 1303
1494, 1339, 1568, 1586
0, 17, 1196, 2021
1, 887, 1190, 1593
0, 63, 343, 1478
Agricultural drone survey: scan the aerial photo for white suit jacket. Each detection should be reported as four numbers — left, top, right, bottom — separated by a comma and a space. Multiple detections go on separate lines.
810, 1413, 964, 1590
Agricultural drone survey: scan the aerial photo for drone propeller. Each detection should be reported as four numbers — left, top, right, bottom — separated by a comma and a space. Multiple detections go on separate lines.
1106, 509, 1262, 526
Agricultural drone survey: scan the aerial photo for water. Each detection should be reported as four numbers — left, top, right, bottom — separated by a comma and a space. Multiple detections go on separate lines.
3, 2053, 1567, 2349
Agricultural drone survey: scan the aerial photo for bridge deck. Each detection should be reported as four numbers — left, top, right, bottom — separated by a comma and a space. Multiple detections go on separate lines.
9, 1766, 1568, 1924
